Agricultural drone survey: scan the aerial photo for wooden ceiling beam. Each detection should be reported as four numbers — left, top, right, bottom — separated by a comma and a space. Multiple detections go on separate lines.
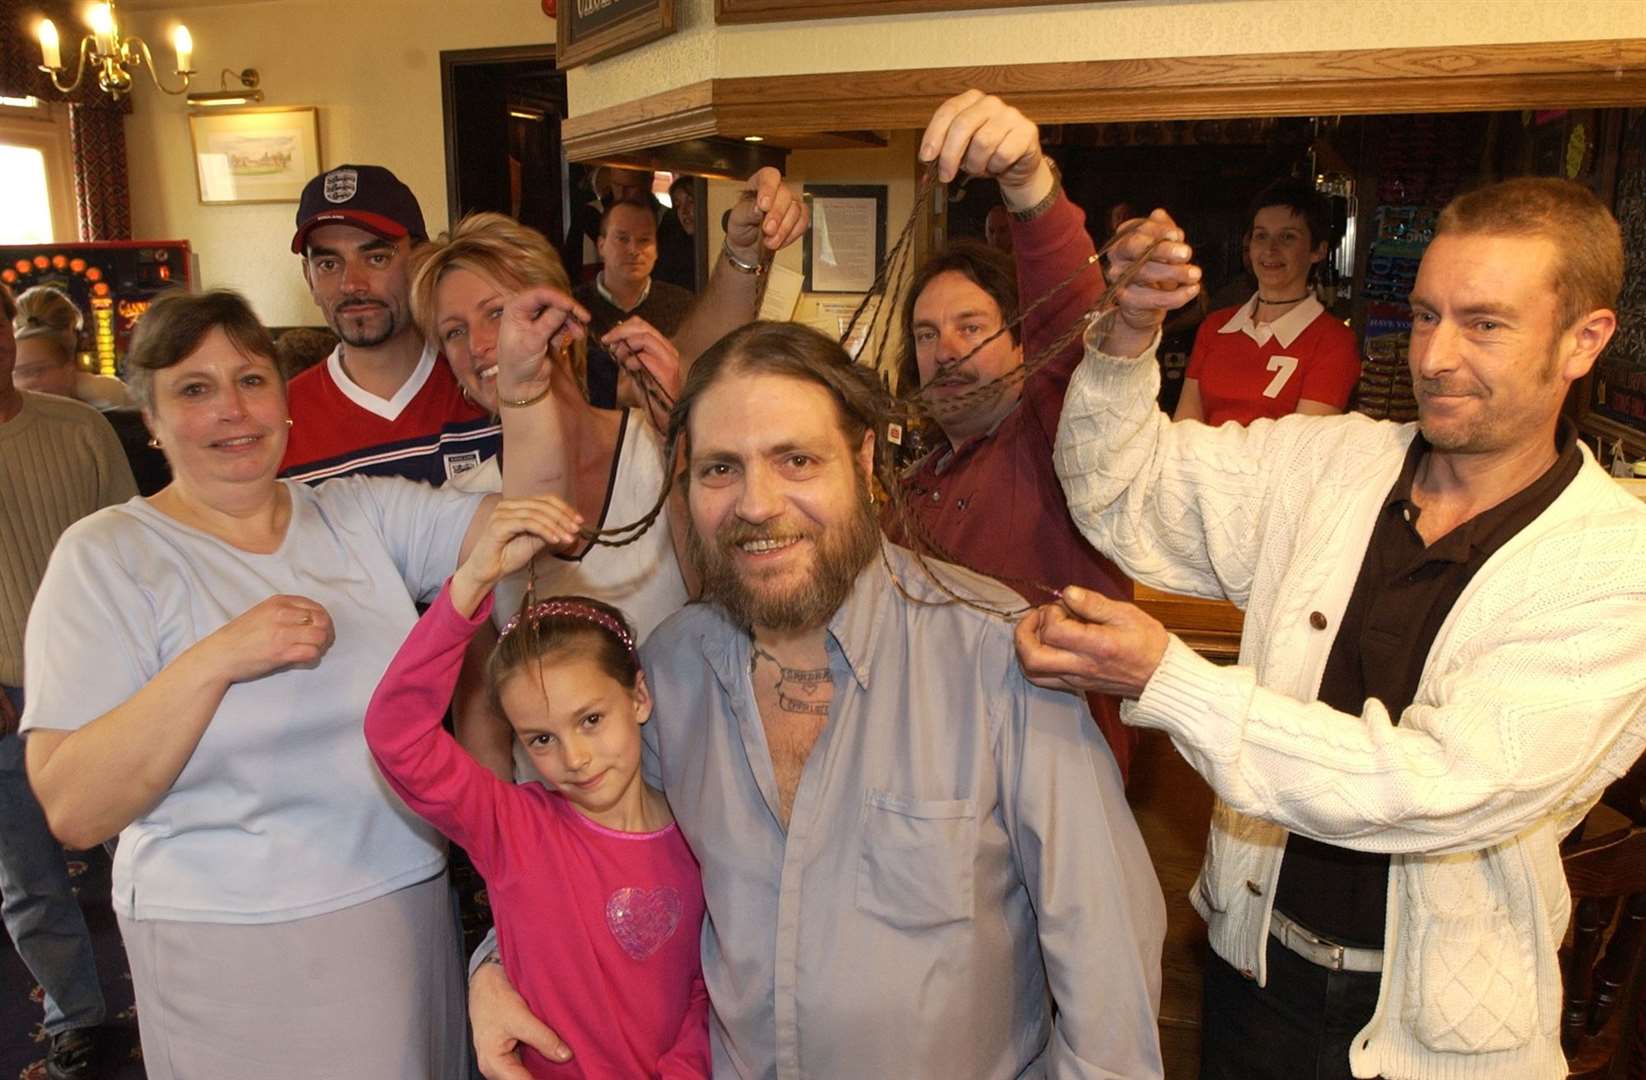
563, 38, 1646, 162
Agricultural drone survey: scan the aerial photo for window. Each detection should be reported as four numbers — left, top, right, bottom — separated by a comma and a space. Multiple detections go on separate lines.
0, 98, 76, 243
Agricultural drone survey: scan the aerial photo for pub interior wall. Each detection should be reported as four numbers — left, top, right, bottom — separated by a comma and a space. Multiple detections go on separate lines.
120, 0, 551, 328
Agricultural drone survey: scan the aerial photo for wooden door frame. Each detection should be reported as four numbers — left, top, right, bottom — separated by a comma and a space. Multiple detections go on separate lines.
439, 44, 560, 226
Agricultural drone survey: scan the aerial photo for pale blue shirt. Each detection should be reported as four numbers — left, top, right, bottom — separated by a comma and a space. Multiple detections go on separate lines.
22, 476, 481, 923
640, 542, 1166, 1079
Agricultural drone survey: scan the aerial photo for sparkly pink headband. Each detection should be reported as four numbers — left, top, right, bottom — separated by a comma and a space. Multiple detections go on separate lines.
499, 599, 636, 658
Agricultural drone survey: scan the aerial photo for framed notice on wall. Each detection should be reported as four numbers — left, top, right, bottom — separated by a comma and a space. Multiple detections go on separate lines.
558, 0, 676, 69
802, 185, 886, 293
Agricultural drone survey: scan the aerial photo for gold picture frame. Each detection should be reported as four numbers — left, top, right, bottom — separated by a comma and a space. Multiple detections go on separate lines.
188, 106, 322, 205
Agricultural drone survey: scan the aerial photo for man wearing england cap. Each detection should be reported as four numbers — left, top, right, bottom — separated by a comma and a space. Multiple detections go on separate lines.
284, 164, 499, 485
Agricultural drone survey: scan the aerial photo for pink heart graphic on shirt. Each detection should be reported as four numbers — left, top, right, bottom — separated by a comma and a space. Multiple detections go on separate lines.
606, 885, 683, 960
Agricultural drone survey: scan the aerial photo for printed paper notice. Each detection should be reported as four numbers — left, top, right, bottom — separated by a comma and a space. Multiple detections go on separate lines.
758, 263, 804, 322
811, 196, 879, 293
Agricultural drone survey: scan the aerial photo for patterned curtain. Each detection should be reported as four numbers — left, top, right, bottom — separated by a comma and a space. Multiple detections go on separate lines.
1, 0, 134, 240
67, 103, 131, 239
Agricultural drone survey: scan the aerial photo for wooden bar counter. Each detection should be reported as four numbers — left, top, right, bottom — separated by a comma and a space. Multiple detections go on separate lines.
1125, 586, 1243, 1076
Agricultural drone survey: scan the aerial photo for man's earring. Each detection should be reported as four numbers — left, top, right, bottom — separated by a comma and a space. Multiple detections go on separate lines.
147, 436, 162, 449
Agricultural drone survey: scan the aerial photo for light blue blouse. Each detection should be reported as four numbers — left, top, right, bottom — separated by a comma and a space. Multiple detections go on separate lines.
22, 476, 481, 924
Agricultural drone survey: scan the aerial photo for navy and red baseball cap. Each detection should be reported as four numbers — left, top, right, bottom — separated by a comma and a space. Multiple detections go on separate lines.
291, 165, 427, 254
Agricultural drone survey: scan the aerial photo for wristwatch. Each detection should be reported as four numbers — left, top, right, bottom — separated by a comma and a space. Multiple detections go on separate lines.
1009, 159, 1062, 223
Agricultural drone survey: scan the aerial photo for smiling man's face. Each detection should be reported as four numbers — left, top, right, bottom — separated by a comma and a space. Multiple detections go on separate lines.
302, 223, 415, 349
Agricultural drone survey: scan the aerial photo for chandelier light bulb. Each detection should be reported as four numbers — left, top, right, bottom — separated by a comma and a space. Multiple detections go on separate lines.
36, 18, 62, 69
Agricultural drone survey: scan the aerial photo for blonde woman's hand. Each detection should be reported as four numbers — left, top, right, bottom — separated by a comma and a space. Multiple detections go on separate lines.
450, 496, 585, 618
494, 286, 591, 404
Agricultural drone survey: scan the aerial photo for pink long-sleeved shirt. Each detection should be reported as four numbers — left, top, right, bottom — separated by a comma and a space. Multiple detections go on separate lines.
364, 582, 709, 1078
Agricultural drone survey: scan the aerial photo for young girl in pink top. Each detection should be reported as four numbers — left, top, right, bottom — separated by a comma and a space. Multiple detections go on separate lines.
364, 497, 708, 1079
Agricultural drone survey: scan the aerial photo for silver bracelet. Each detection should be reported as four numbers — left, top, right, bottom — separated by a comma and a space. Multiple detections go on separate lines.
721, 242, 765, 275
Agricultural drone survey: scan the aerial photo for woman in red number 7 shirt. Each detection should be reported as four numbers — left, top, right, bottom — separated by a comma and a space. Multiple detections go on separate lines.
1176, 178, 1360, 426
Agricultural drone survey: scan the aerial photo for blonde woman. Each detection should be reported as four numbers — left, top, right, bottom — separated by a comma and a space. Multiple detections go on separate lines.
12, 285, 133, 409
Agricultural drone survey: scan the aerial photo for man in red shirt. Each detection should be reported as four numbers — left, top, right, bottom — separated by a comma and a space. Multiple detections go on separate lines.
895, 91, 1136, 780
283, 164, 498, 485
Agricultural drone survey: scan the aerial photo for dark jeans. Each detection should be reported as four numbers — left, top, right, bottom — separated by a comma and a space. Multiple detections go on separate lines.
1200, 934, 1381, 1080
0, 686, 105, 1034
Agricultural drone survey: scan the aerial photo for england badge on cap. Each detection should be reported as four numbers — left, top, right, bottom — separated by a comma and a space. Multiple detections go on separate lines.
323, 168, 359, 204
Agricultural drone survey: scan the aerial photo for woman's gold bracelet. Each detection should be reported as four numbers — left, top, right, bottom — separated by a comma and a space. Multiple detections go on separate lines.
499, 382, 553, 408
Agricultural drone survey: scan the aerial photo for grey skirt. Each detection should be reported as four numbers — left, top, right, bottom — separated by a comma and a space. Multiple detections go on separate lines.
118, 872, 465, 1080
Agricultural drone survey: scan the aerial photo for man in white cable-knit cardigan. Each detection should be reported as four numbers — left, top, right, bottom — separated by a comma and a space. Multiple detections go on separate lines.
1018, 177, 1646, 1080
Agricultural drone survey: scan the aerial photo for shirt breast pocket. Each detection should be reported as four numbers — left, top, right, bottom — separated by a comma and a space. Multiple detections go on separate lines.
855, 791, 977, 930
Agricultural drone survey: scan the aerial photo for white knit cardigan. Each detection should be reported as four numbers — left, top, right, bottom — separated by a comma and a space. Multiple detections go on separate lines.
1053, 328, 1646, 1080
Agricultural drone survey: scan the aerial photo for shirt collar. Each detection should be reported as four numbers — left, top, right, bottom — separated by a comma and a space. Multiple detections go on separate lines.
823, 543, 894, 690
1216, 291, 1326, 349
921, 396, 1021, 476
325, 338, 438, 422
1384, 417, 1582, 563
596, 271, 651, 312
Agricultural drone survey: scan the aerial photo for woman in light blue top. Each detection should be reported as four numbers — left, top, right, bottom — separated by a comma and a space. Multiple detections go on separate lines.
19, 289, 584, 1080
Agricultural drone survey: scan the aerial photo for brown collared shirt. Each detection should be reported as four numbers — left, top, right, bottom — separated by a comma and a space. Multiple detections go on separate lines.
1272, 420, 1583, 947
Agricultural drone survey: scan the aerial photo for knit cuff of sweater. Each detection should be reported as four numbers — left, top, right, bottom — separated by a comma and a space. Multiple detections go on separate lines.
1068, 322, 1162, 414
1078, 318, 1161, 367
1131, 635, 1245, 754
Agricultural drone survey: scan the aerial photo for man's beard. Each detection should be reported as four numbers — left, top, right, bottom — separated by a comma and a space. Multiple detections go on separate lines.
689, 487, 881, 634
330, 299, 401, 348
1414, 339, 1561, 453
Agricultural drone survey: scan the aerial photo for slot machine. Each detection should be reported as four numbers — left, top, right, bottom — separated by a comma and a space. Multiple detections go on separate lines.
0, 240, 194, 377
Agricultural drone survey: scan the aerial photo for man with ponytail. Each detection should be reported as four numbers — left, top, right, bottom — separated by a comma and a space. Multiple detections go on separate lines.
472, 291, 1194, 1075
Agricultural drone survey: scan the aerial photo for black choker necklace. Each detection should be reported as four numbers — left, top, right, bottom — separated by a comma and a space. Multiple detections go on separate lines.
1257, 292, 1311, 305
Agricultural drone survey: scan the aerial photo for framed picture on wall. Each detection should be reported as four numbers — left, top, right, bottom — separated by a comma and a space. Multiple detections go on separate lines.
803, 184, 886, 293
558, 0, 675, 70
188, 107, 322, 205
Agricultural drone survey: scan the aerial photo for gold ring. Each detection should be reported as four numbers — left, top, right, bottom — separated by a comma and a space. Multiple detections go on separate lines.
299, 613, 313, 625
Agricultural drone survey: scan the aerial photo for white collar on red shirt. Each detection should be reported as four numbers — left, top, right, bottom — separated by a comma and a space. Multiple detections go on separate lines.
325, 338, 438, 422
1217, 291, 1325, 349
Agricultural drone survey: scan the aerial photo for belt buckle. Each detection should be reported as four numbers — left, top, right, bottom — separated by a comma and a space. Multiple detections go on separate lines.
1322, 941, 1346, 972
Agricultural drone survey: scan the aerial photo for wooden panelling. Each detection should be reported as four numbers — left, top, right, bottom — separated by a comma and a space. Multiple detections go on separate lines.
1129, 728, 1216, 1076
1134, 585, 1244, 665
563, 38, 1646, 162
564, 79, 718, 158
715, 0, 1100, 25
